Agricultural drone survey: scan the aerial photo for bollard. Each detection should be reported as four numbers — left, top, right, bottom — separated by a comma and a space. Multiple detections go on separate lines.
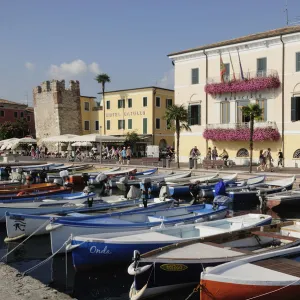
193, 158, 198, 169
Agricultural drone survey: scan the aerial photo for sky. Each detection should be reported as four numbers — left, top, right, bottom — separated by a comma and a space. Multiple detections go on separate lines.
0, 0, 299, 106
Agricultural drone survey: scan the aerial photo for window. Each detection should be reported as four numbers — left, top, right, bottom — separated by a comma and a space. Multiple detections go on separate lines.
128, 98, 132, 108
106, 100, 110, 110
191, 68, 199, 84
291, 97, 300, 122
156, 97, 160, 107
143, 118, 147, 134
237, 148, 249, 157
293, 149, 300, 158
156, 118, 160, 129
296, 53, 300, 72
237, 101, 250, 123
84, 121, 90, 131
20, 112, 24, 118
257, 57, 267, 77
107, 120, 111, 130
143, 97, 147, 107
118, 99, 125, 108
166, 98, 173, 108
84, 102, 90, 111
221, 102, 230, 124
128, 119, 132, 129
14, 112, 18, 118
27, 115, 31, 121
224, 63, 230, 82
0, 110, 4, 117
118, 120, 125, 129
188, 105, 201, 125
95, 121, 99, 131
257, 99, 267, 121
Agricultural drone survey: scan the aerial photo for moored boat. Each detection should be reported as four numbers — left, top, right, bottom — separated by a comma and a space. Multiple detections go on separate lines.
265, 189, 300, 209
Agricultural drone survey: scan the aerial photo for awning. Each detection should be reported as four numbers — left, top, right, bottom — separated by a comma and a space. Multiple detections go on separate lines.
68, 134, 125, 143
41, 134, 79, 143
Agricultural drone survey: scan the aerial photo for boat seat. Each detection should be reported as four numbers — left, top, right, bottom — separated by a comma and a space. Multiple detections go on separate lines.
251, 231, 299, 241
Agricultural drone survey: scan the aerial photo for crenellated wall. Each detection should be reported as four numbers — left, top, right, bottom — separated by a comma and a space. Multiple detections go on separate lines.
33, 80, 82, 139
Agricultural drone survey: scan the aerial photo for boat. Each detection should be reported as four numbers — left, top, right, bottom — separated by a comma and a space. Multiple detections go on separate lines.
264, 189, 300, 209
0, 182, 58, 193
169, 173, 239, 197
213, 176, 296, 209
200, 244, 300, 300
11, 163, 64, 171
69, 213, 272, 271
47, 203, 228, 255
0, 186, 72, 201
116, 171, 192, 192
199, 175, 265, 198
128, 221, 300, 300
5, 198, 175, 241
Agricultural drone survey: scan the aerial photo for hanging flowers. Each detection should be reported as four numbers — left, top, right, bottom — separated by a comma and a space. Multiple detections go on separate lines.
204, 75, 280, 95
203, 127, 280, 141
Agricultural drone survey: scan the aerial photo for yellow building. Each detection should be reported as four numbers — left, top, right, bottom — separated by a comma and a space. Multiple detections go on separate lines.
169, 26, 300, 167
97, 86, 175, 149
80, 96, 102, 135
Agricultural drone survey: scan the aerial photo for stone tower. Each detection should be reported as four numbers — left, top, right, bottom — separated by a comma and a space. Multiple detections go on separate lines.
33, 80, 82, 139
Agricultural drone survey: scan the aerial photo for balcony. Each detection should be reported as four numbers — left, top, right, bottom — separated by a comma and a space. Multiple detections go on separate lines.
203, 121, 280, 142
205, 70, 280, 95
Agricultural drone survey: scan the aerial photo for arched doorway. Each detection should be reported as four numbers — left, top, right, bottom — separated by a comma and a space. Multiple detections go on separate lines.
159, 139, 167, 149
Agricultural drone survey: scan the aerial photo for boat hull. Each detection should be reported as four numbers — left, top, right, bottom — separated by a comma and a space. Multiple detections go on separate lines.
266, 197, 300, 209
200, 279, 300, 300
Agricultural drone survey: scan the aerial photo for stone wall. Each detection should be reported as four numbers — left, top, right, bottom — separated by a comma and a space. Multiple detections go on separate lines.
33, 80, 82, 139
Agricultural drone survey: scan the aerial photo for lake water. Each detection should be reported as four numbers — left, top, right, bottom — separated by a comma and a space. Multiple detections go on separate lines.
0, 185, 299, 300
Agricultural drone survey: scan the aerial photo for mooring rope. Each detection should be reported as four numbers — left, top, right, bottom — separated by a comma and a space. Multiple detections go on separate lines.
0, 219, 51, 262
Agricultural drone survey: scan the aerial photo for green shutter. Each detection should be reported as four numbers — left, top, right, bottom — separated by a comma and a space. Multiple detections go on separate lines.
107, 120, 110, 130
123, 120, 125, 129
291, 97, 297, 122
198, 105, 201, 125
106, 101, 110, 109
188, 105, 191, 125
128, 99, 132, 108
143, 118, 147, 134
128, 119, 132, 129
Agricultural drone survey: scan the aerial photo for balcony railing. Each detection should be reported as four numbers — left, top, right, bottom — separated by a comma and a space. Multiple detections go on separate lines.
203, 121, 280, 142
205, 69, 280, 95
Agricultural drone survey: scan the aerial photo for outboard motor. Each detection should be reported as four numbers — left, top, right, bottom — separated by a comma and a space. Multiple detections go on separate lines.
127, 185, 142, 200
189, 182, 201, 203
199, 189, 214, 199
82, 173, 90, 186
213, 195, 233, 210
159, 182, 171, 201
141, 178, 152, 208
119, 176, 129, 198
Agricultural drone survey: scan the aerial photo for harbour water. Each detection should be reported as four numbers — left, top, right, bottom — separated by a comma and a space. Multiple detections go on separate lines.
0, 185, 299, 300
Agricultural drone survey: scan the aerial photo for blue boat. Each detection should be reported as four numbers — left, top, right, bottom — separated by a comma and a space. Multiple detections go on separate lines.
69, 213, 272, 271
47, 203, 228, 254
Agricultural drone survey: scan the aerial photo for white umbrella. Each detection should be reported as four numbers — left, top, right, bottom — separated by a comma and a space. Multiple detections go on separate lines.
69, 134, 125, 143
81, 141, 93, 147
18, 137, 37, 144
71, 142, 82, 147
55, 142, 66, 147
41, 134, 79, 143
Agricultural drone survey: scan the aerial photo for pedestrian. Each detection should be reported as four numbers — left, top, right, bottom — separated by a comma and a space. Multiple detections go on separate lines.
212, 146, 218, 160
126, 146, 132, 165
264, 148, 274, 172
206, 147, 212, 160
191, 146, 200, 158
35, 147, 40, 159
257, 150, 266, 171
278, 149, 283, 168
31, 146, 35, 160
121, 146, 127, 164
219, 149, 229, 166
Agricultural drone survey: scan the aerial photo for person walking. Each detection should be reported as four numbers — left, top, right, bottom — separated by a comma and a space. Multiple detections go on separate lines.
121, 146, 127, 165
257, 150, 266, 171
278, 149, 283, 168
206, 147, 212, 160
212, 146, 218, 161
191, 146, 200, 158
264, 148, 274, 172
31, 146, 35, 160
126, 146, 132, 165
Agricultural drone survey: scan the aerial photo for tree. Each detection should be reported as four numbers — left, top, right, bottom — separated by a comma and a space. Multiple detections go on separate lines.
95, 73, 111, 135
0, 119, 30, 140
125, 131, 140, 146
164, 105, 191, 168
242, 103, 263, 173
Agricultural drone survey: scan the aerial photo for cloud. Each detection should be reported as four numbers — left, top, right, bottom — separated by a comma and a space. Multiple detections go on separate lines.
88, 62, 101, 74
156, 69, 174, 89
25, 62, 35, 70
48, 59, 101, 79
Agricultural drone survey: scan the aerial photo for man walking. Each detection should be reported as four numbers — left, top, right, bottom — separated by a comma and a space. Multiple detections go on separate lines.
126, 146, 132, 165
121, 146, 127, 165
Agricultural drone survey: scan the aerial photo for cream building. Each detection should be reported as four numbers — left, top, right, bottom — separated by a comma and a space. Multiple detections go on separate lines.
97, 87, 174, 151
169, 26, 300, 167
80, 96, 101, 135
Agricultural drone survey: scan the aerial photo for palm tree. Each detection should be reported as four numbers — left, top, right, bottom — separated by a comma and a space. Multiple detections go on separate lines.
95, 73, 111, 134
242, 103, 263, 173
164, 104, 191, 168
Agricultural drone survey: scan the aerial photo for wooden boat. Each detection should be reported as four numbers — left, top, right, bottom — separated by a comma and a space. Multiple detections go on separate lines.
265, 189, 300, 209
200, 244, 300, 300
69, 214, 272, 271
11, 163, 63, 171
199, 175, 265, 198
5, 198, 175, 241
47, 203, 228, 255
116, 171, 192, 192
0, 186, 71, 201
0, 183, 58, 193
128, 221, 300, 300
214, 176, 296, 209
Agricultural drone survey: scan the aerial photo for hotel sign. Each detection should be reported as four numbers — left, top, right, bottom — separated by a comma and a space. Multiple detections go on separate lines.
106, 111, 146, 117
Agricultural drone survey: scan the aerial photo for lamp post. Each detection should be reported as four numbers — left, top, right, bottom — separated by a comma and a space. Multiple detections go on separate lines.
99, 125, 102, 165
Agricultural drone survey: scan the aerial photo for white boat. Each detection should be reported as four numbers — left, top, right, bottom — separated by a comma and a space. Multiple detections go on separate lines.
69, 213, 272, 270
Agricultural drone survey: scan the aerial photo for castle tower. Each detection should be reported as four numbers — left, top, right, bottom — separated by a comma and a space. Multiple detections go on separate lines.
33, 80, 82, 139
